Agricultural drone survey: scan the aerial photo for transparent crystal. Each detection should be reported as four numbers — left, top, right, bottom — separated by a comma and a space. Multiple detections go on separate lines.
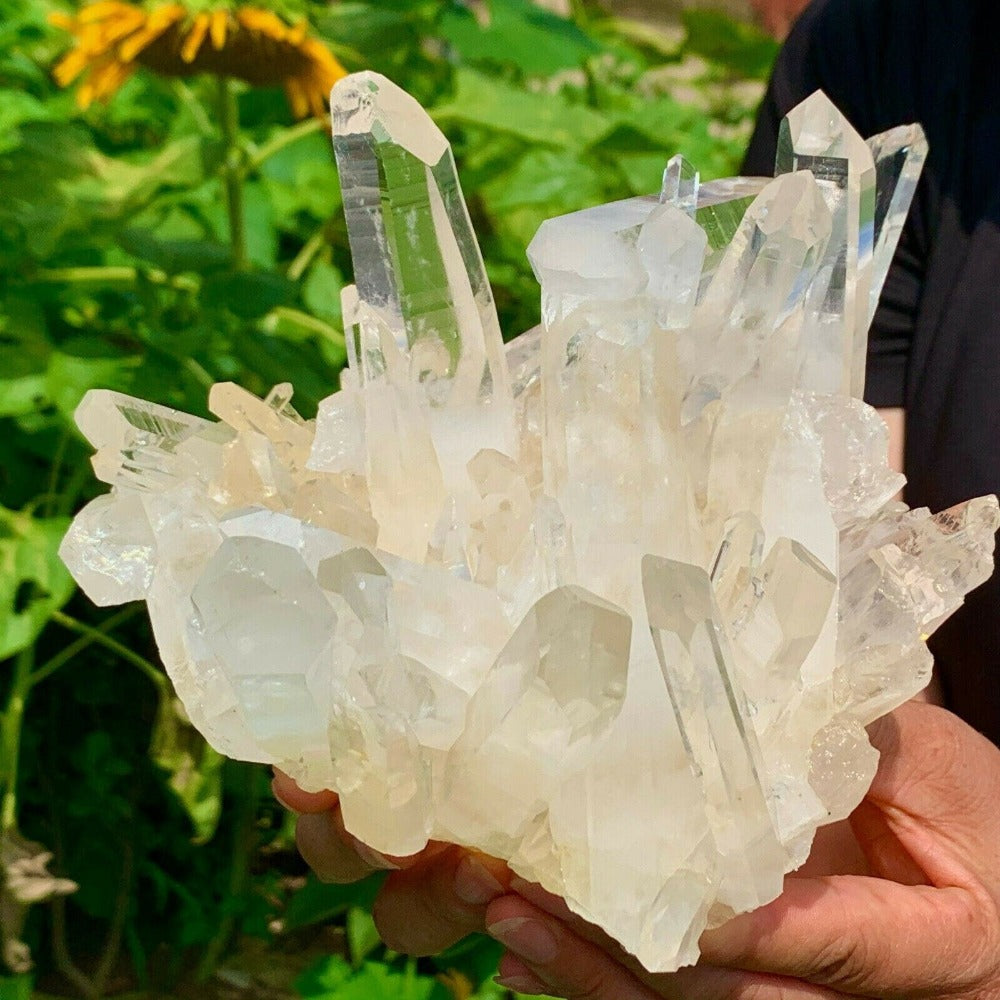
776, 92, 876, 397
660, 153, 699, 218
331, 72, 516, 475
60, 81, 999, 975
866, 123, 928, 326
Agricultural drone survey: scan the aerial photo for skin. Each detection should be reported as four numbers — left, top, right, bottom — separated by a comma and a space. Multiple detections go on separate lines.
276, 408, 999, 995
277, 701, 1000, 999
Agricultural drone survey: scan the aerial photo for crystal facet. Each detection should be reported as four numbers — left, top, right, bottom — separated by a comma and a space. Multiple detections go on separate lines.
60, 79, 998, 974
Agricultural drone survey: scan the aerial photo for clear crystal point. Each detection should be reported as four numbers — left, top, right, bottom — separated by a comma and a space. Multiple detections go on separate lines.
62, 80, 997, 977
642, 556, 788, 911
660, 154, 699, 218
776, 92, 876, 397
331, 71, 516, 472
866, 123, 928, 326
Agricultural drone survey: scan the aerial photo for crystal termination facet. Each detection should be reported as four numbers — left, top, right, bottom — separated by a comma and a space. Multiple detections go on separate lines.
60, 75, 996, 973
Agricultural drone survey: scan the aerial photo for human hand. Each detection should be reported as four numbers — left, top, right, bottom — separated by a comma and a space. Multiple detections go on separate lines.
271, 772, 512, 954
481, 700, 1000, 998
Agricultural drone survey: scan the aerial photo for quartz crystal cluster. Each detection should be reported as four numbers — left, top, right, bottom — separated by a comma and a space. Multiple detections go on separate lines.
60, 74, 999, 971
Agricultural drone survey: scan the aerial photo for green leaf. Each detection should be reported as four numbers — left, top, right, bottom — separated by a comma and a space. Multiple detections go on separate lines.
259, 130, 342, 220
151, 695, 225, 844
46, 341, 141, 422
0, 974, 32, 1000
118, 228, 231, 274
0, 297, 51, 417
615, 152, 669, 196
346, 906, 381, 967
479, 150, 606, 213
438, 0, 600, 76
87, 135, 206, 214
243, 180, 280, 269
295, 954, 353, 999
296, 958, 441, 1000
302, 259, 345, 324
434, 68, 610, 150
201, 270, 296, 319
433, 933, 505, 991
283, 873, 384, 933
0, 92, 50, 154
681, 9, 780, 80
0, 506, 73, 660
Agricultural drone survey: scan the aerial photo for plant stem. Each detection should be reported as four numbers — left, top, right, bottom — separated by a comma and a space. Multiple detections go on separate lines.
217, 76, 248, 271
29, 607, 139, 690
267, 306, 346, 344
171, 78, 214, 136
1, 646, 34, 833
49, 611, 167, 695
286, 225, 327, 282
91, 840, 134, 998
183, 356, 215, 390
195, 760, 259, 981
26, 266, 198, 292
248, 115, 324, 172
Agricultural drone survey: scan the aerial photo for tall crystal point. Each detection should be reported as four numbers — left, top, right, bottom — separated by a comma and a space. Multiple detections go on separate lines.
866, 123, 928, 327
59, 79, 1000, 980
330, 72, 516, 471
776, 91, 875, 397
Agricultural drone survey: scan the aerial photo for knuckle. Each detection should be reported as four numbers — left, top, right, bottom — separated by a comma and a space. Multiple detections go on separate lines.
806, 931, 871, 989
563, 966, 618, 1000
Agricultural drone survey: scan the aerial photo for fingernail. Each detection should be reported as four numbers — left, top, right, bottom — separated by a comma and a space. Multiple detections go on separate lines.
270, 781, 298, 813
487, 917, 558, 964
351, 839, 401, 871
454, 855, 504, 906
494, 973, 547, 994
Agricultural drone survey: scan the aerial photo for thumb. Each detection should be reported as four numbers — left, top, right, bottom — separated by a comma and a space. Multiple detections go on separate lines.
697, 702, 1000, 996
861, 701, 1000, 888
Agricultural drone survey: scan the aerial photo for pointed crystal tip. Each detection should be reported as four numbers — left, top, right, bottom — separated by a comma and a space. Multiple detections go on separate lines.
331, 70, 447, 164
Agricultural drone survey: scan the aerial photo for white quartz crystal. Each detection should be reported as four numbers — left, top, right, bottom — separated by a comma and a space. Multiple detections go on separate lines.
60, 76, 996, 973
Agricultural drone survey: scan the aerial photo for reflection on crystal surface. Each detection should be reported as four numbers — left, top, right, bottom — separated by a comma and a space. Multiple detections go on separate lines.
60, 78, 998, 974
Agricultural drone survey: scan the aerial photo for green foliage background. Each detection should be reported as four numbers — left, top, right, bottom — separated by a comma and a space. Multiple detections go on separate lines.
0, 0, 776, 995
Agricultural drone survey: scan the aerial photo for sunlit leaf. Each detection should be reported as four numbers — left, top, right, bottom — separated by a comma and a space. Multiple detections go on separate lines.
0, 506, 73, 660
46, 342, 141, 422
682, 8, 780, 80
434, 68, 610, 149
438, 0, 600, 76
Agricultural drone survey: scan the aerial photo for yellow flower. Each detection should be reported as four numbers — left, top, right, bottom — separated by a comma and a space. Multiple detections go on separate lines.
51, 2, 348, 118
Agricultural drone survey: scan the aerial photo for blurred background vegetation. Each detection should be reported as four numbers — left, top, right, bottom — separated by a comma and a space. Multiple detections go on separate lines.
0, 0, 777, 996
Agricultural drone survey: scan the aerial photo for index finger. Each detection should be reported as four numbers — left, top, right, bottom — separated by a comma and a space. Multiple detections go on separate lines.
272, 769, 340, 814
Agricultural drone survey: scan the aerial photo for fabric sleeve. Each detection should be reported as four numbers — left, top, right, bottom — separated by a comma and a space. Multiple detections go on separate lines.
739, 0, 922, 408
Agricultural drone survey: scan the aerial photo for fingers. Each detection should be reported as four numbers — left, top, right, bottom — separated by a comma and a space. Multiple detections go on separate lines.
373, 848, 510, 955
272, 769, 339, 814
296, 803, 399, 882
698, 874, 996, 996
486, 895, 658, 1000
485, 896, 840, 1000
